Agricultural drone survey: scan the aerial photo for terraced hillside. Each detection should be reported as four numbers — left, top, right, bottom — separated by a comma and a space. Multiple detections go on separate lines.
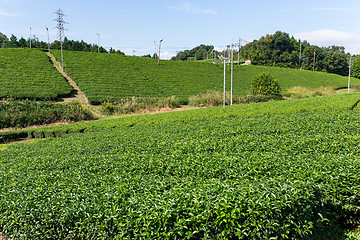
0, 48, 72, 100
1, 94, 360, 239
53, 50, 360, 104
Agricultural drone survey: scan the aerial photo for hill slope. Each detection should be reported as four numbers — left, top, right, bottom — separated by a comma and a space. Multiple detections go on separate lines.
0, 48, 72, 100
53, 50, 360, 104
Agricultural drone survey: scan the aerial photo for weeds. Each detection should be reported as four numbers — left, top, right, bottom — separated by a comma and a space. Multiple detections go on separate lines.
189, 90, 282, 107
100, 96, 181, 115
0, 99, 95, 129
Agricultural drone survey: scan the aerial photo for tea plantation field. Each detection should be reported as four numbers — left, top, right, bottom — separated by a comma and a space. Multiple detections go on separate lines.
0, 48, 73, 100
52, 50, 359, 104
1, 94, 360, 239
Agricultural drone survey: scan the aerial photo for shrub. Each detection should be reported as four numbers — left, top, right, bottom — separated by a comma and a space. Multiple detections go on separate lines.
0, 100, 95, 129
189, 90, 282, 107
100, 101, 116, 115
250, 72, 281, 96
189, 90, 228, 107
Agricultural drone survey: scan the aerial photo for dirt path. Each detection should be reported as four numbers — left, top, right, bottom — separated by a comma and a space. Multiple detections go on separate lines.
47, 52, 101, 117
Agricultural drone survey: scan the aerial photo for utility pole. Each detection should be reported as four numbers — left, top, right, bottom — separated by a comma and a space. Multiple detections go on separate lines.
313, 49, 316, 71
298, 40, 302, 69
238, 38, 241, 65
227, 45, 230, 70
158, 39, 163, 65
29, 27, 32, 48
96, 33, 100, 53
348, 55, 352, 93
154, 41, 157, 59
230, 41, 234, 105
54, 8, 67, 70
223, 51, 226, 108
46, 27, 50, 52
218, 52, 227, 108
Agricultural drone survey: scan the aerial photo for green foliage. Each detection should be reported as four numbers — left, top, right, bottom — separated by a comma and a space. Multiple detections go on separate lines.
189, 90, 227, 106
3, 93, 359, 140
52, 50, 226, 104
352, 55, 360, 79
188, 90, 282, 107
1, 94, 360, 238
241, 31, 351, 76
0, 32, 116, 53
234, 65, 359, 93
51, 50, 359, 105
171, 44, 215, 61
251, 72, 281, 96
0, 100, 95, 129
0, 48, 73, 100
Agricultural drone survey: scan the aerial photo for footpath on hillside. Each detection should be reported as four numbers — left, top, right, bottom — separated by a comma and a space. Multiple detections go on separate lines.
47, 52, 100, 117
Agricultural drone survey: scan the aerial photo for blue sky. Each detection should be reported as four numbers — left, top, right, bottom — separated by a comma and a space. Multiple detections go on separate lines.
1, 0, 360, 58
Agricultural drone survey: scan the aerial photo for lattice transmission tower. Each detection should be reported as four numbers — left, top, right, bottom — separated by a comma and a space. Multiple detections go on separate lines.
54, 8, 67, 70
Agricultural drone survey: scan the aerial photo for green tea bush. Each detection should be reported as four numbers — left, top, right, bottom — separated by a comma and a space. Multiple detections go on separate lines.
250, 72, 282, 96
1, 100, 360, 238
51, 50, 359, 105
0, 48, 72, 100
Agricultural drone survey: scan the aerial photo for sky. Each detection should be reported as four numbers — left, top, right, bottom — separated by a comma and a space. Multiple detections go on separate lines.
1, 0, 360, 59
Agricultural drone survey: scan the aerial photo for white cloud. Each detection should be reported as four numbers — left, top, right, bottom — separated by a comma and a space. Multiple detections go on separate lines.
294, 29, 360, 54
214, 47, 224, 52
159, 51, 176, 60
168, 2, 217, 15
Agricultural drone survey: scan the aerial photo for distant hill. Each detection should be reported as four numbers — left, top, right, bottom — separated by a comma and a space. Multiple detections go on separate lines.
52, 50, 360, 104
0, 48, 358, 103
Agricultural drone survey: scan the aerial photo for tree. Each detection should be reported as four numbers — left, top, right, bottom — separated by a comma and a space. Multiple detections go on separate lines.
322, 50, 349, 76
241, 31, 351, 76
109, 48, 125, 55
9, 34, 18, 47
18, 37, 27, 47
250, 72, 281, 96
172, 44, 215, 61
351, 55, 360, 78
0, 32, 8, 47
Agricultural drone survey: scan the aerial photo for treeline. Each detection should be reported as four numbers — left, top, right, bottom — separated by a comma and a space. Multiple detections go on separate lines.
240, 31, 351, 76
172, 31, 356, 77
171, 44, 218, 61
0, 32, 124, 54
